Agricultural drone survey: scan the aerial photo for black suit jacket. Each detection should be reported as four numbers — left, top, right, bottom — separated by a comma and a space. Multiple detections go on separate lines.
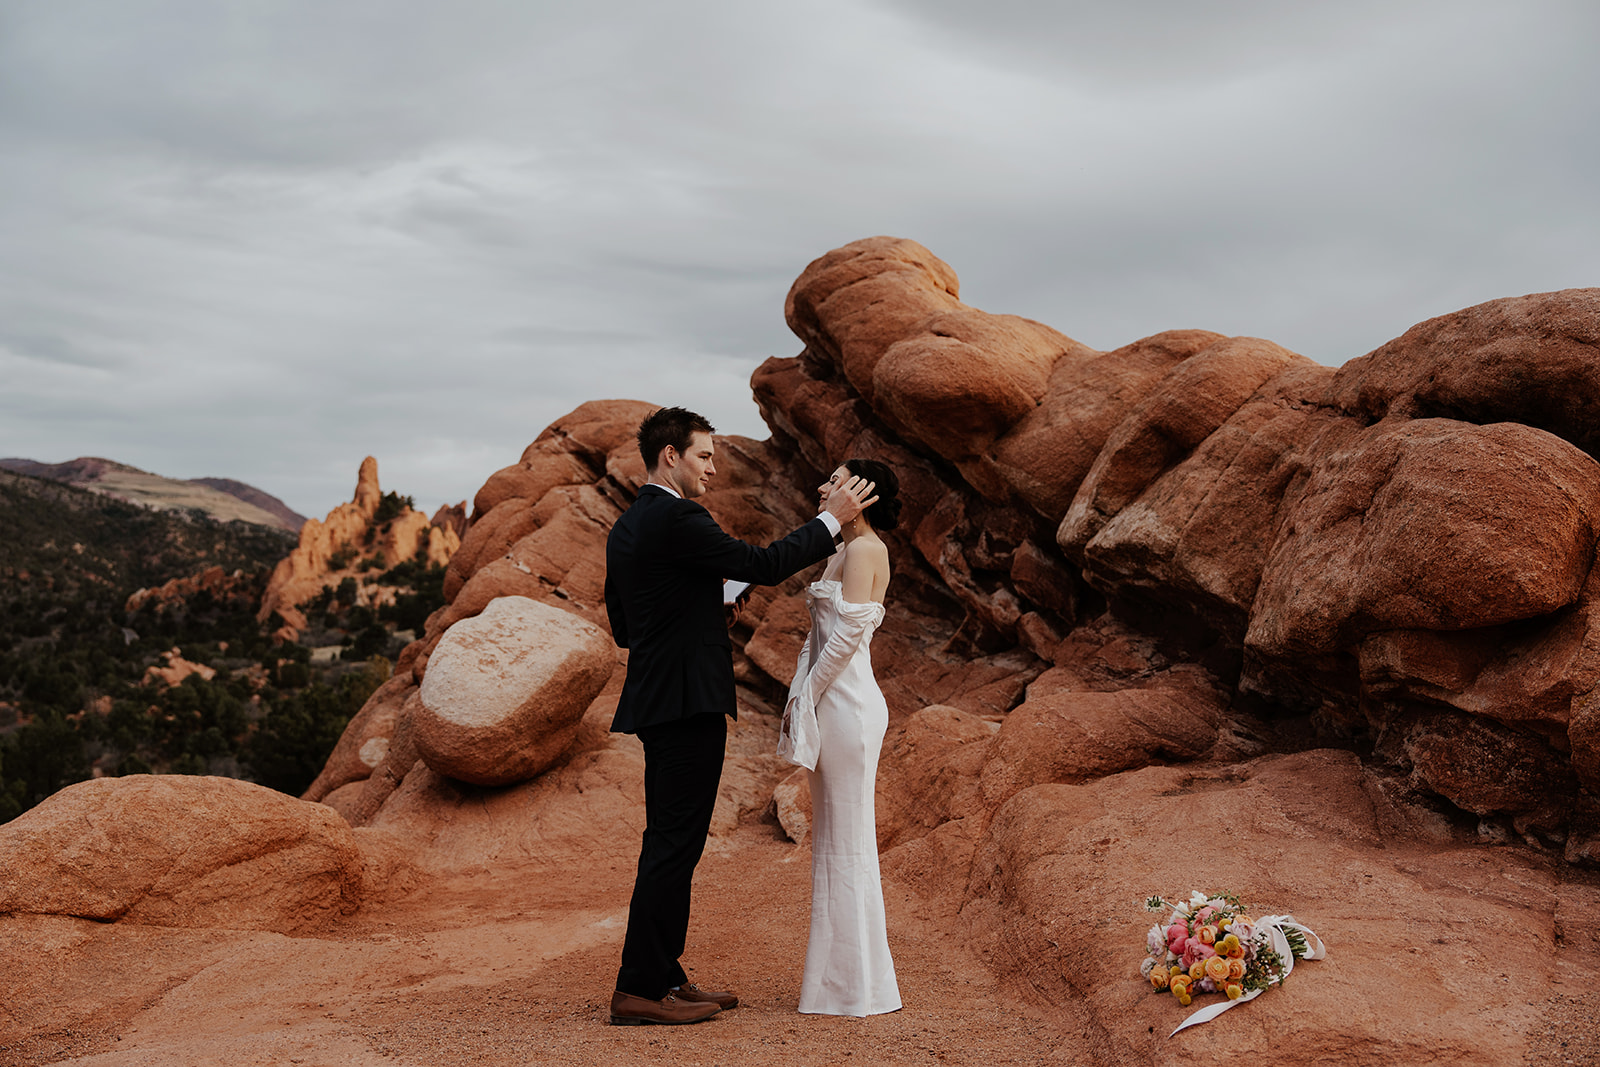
605, 485, 836, 734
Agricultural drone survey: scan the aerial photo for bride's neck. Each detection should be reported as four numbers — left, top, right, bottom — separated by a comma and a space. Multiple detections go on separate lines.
841, 518, 875, 545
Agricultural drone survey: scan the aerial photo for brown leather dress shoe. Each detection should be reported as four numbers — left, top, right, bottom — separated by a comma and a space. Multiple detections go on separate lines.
608, 991, 721, 1026
670, 983, 739, 1010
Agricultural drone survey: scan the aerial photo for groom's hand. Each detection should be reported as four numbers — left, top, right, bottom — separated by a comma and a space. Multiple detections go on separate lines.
822, 475, 879, 525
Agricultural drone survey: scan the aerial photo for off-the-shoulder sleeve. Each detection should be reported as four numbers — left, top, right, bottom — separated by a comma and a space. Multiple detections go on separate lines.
777, 595, 883, 770
777, 628, 818, 768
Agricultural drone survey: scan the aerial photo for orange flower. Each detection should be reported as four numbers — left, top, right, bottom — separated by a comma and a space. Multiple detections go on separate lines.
1188, 960, 1207, 980
1150, 968, 1170, 990
1196, 925, 1217, 946
1204, 955, 1231, 982
1170, 974, 1192, 998
1227, 957, 1247, 981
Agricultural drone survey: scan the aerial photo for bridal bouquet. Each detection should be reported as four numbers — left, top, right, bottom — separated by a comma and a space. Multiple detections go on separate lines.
1140, 890, 1325, 1035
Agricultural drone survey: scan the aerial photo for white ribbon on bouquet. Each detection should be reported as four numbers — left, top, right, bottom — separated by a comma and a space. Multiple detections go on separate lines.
1170, 916, 1326, 1037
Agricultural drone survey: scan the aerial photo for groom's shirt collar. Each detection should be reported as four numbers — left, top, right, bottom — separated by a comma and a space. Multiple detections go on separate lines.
644, 481, 681, 499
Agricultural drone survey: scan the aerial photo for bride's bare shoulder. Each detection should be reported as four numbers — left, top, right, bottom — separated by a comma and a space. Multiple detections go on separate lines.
842, 536, 890, 569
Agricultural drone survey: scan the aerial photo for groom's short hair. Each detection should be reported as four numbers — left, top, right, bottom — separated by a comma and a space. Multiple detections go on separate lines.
638, 406, 715, 471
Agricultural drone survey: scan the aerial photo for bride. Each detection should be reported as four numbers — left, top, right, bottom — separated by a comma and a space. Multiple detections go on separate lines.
782, 457, 903, 1017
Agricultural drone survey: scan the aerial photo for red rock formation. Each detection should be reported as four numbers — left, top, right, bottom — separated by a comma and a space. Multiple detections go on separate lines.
0, 775, 362, 932
9, 238, 1600, 1065
413, 596, 614, 786
257, 457, 460, 638
125, 565, 263, 615
141, 647, 218, 688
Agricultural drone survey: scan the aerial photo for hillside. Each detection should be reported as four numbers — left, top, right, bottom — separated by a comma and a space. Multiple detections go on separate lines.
0, 456, 307, 532
0, 469, 296, 596
0, 467, 445, 822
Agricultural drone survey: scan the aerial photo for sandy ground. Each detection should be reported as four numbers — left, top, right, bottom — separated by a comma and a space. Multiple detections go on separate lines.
0, 820, 1084, 1067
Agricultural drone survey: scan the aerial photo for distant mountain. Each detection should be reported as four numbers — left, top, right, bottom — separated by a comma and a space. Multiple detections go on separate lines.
186, 477, 308, 532
0, 468, 296, 597
0, 457, 306, 532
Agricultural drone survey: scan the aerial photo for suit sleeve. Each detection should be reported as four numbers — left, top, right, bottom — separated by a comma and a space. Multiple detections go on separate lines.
604, 574, 629, 648
666, 503, 834, 586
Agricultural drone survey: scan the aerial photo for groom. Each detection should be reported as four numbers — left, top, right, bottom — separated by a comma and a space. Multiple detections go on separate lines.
604, 405, 875, 1026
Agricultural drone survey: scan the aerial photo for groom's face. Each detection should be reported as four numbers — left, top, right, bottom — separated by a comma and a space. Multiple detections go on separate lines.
668, 430, 717, 499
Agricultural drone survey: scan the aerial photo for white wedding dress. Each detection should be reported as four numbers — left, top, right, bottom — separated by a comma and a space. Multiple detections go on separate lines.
787, 565, 902, 1017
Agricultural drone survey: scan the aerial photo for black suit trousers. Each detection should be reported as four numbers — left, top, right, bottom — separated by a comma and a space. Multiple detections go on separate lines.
615, 711, 728, 999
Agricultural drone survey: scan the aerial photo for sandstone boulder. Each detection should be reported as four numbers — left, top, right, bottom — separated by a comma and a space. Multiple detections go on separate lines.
978, 683, 1226, 810
0, 775, 362, 932
1071, 362, 1337, 629
1058, 335, 1309, 555
1399, 710, 1579, 834
1327, 287, 1600, 454
414, 596, 615, 786
437, 484, 621, 635
987, 330, 1220, 520
871, 308, 1082, 472
443, 496, 541, 602
875, 704, 998, 849
785, 236, 964, 407
1247, 418, 1600, 660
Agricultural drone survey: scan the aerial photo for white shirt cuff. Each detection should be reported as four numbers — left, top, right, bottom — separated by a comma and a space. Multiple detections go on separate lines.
816, 512, 842, 537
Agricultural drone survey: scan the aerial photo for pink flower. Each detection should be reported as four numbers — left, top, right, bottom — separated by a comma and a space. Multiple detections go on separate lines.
1181, 940, 1217, 969
1196, 906, 1216, 923
1166, 923, 1189, 955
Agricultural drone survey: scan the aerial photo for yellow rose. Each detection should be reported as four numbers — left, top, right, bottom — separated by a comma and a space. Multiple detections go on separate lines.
1176, 992, 1193, 1007
1227, 957, 1247, 981
1204, 955, 1231, 982
1150, 968, 1170, 990
1217, 934, 1240, 955
1225, 983, 1244, 1000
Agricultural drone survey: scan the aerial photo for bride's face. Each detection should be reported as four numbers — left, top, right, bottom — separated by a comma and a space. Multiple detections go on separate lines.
817, 465, 851, 512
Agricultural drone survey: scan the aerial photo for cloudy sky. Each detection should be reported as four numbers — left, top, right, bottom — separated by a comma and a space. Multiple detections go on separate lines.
3, 1, 1596, 519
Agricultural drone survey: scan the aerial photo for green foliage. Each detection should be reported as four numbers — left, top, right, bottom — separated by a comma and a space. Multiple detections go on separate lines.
0, 469, 441, 823
0, 711, 86, 811
373, 491, 414, 525
378, 556, 447, 634
244, 656, 390, 795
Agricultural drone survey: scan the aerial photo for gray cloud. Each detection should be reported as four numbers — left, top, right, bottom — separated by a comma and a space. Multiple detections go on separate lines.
0, 0, 1595, 517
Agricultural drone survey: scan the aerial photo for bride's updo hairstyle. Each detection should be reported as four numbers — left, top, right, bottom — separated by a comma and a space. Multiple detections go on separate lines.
844, 458, 902, 531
